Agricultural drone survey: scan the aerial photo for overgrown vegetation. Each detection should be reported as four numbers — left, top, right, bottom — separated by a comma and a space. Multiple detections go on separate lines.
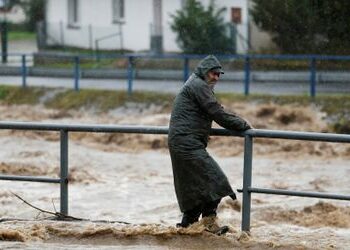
0, 85, 348, 133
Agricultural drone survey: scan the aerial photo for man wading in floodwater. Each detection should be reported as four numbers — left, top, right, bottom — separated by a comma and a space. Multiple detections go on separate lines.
168, 55, 252, 235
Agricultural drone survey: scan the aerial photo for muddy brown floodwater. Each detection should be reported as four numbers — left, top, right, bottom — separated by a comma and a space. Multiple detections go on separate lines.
0, 102, 349, 249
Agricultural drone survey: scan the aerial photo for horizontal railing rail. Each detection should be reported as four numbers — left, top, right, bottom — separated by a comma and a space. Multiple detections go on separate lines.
0, 121, 349, 231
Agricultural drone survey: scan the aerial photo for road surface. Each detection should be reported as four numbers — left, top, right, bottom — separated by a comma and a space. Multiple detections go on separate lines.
0, 76, 349, 95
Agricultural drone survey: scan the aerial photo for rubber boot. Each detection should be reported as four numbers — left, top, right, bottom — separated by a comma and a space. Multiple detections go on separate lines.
176, 209, 201, 228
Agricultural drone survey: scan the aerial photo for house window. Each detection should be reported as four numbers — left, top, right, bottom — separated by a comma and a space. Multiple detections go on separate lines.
112, 0, 124, 23
231, 7, 242, 24
68, 0, 80, 27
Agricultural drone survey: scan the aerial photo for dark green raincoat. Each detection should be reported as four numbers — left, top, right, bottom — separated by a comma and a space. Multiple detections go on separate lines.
168, 55, 251, 212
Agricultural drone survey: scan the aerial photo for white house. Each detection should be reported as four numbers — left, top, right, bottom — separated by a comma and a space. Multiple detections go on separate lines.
45, 0, 251, 53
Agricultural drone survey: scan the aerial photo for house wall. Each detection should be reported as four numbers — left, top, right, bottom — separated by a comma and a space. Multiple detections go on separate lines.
45, 0, 249, 53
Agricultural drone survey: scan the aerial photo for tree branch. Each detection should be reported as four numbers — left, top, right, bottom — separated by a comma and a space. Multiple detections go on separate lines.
10, 192, 130, 224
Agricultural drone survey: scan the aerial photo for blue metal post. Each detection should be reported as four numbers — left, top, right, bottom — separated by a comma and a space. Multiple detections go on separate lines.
244, 56, 251, 96
183, 57, 189, 83
1, 21, 8, 63
21, 55, 27, 88
310, 57, 316, 97
242, 134, 253, 232
60, 130, 68, 215
74, 56, 80, 91
127, 56, 134, 95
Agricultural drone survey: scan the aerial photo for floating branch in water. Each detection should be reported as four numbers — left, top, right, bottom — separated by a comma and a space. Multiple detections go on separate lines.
9, 192, 130, 224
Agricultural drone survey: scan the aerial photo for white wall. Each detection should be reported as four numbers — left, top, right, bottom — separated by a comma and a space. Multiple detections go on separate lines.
123, 0, 153, 51
45, 0, 249, 53
46, 0, 153, 50
161, 0, 181, 52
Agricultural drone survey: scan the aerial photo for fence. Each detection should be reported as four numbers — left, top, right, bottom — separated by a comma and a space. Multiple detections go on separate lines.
0, 121, 350, 231
1, 53, 350, 96
44, 22, 124, 51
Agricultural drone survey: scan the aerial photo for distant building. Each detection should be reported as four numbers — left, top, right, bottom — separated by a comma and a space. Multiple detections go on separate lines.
44, 0, 257, 54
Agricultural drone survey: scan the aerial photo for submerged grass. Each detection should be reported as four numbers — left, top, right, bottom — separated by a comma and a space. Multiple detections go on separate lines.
45, 89, 174, 112
0, 85, 174, 111
0, 85, 348, 133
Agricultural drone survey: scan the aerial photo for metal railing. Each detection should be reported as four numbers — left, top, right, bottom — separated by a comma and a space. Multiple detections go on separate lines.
1, 53, 350, 96
0, 121, 350, 231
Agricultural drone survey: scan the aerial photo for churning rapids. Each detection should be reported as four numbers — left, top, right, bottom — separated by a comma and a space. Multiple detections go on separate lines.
0, 102, 349, 249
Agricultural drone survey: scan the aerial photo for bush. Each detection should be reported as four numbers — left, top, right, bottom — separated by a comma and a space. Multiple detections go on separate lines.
251, 0, 350, 54
170, 0, 233, 54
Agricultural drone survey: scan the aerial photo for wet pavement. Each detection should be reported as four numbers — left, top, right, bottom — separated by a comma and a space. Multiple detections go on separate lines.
0, 75, 349, 95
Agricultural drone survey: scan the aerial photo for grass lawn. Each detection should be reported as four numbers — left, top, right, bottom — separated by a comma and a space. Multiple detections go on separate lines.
8, 32, 36, 41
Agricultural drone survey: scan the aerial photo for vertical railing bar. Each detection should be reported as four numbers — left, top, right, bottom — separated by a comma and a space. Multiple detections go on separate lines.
244, 55, 251, 96
60, 129, 69, 215
241, 134, 253, 232
183, 56, 189, 83
74, 56, 80, 91
127, 56, 134, 96
310, 57, 317, 98
21, 54, 27, 88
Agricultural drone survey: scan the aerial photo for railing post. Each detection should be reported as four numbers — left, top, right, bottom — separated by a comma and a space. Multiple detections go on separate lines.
310, 57, 316, 98
1, 21, 8, 63
60, 130, 69, 216
127, 56, 134, 96
244, 55, 251, 96
21, 55, 27, 88
74, 56, 80, 91
241, 134, 253, 232
183, 56, 189, 83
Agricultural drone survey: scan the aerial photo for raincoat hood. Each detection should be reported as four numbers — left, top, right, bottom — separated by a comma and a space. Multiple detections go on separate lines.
194, 55, 224, 79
